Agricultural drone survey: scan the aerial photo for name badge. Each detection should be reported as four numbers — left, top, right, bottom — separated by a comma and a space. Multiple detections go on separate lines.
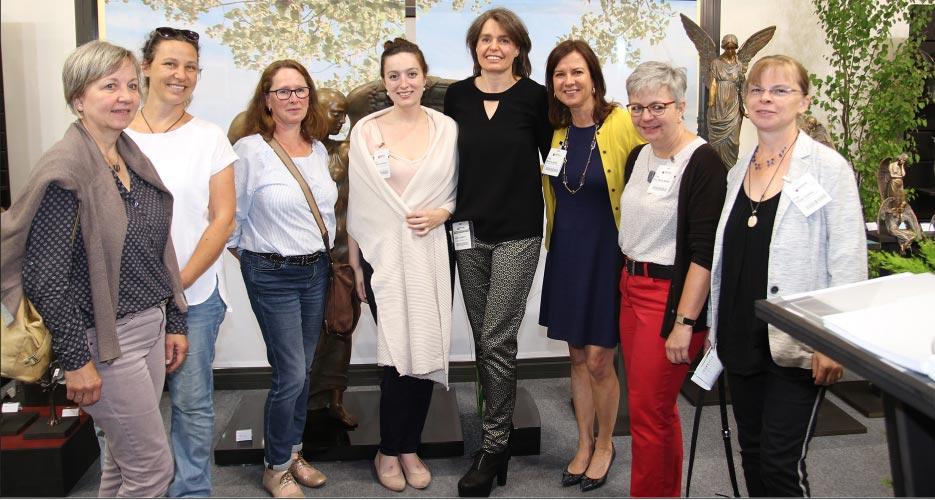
647, 163, 678, 196
451, 221, 474, 251
373, 148, 391, 179
783, 172, 831, 217
542, 148, 567, 177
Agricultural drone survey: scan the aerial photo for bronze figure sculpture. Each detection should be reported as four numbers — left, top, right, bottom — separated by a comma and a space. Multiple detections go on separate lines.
681, 14, 776, 169
799, 115, 836, 151
877, 154, 924, 252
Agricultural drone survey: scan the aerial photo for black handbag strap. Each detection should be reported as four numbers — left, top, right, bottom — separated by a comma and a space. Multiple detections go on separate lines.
266, 138, 333, 266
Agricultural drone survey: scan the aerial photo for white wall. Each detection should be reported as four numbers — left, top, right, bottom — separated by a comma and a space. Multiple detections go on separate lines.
1, 0, 77, 197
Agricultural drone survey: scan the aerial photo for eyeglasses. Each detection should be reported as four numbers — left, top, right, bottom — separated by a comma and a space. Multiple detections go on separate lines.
626, 101, 676, 117
747, 86, 802, 98
155, 27, 199, 42
269, 87, 311, 100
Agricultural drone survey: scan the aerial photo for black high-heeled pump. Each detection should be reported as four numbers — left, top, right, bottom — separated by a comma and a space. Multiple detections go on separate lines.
580, 445, 616, 492
457, 449, 510, 497
561, 467, 585, 487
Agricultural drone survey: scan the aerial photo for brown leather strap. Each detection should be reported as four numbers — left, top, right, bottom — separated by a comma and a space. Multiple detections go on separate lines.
267, 138, 333, 265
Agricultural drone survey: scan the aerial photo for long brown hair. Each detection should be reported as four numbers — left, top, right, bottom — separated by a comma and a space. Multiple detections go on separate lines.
465, 7, 532, 78
242, 59, 328, 142
545, 40, 615, 128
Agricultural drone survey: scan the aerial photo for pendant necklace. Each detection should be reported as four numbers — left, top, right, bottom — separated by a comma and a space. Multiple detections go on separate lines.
80, 119, 123, 172
561, 122, 601, 194
747, 131, 799, 228
140, 107, 185, 133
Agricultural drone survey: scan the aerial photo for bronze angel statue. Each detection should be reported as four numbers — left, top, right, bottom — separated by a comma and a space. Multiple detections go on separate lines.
681, 14, 775, 168
877, 154, 923, 252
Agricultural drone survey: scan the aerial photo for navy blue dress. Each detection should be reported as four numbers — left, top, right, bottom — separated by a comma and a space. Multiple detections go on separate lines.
539, 124, 620, 348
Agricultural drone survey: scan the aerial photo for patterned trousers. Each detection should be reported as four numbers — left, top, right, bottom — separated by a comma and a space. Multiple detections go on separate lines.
456, 236, 541, 452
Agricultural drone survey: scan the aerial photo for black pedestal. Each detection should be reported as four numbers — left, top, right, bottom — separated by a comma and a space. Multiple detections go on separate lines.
215, 386, 465, 465
829, 380, 885, 418
814, 398, 867, 436
0, 409, 98, 497
510, 387, 541, 456
0, 411, 38, 436
22, 416, 79, 440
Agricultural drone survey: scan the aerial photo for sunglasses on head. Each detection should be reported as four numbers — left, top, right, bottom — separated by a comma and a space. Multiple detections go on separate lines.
155, 27, 199, 42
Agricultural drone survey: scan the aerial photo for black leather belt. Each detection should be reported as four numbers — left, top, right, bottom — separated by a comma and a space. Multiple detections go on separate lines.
624, 256, 674, 280
245, 250, 323, 266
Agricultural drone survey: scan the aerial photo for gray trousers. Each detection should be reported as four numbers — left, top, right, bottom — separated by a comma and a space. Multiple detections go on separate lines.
83, 305, 173, 497
456, 236, 541, 453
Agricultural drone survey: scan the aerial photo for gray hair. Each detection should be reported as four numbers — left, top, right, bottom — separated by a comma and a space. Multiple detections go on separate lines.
625, 61, 687, 104
62, 40, 140, 115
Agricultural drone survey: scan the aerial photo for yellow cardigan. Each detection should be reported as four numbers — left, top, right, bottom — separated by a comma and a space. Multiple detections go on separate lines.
542, 106, 644, 248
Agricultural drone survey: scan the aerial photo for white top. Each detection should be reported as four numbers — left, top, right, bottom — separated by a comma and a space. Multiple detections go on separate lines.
126, 117, 238, 307
618, 137, 705, 265
229, 134, 337, 255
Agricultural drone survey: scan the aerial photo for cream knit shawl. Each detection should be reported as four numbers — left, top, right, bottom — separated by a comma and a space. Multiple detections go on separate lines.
347, 106, 458, 386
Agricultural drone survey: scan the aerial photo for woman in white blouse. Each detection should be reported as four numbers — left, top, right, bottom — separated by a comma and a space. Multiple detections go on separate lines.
228, 60, 337, 498
346, 38, 457, 492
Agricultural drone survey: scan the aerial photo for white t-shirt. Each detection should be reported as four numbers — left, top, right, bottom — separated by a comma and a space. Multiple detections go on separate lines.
127, 117, 239, 307
618, 137, 705, 265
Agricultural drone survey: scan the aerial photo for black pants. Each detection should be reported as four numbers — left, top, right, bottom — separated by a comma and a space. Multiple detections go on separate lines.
359, 251, 447, 456
726, 364, 825, 497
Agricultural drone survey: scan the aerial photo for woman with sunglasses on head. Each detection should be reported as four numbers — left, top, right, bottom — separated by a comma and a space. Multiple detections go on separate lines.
443, 8, 551, 496
124, 27, 237, 498
540, 40, 643, 492
346, 37, 457, 493
708, 55, 865, 497
1, 41, 187, 497
618, 61, 726, 497
227, 60, 337, 498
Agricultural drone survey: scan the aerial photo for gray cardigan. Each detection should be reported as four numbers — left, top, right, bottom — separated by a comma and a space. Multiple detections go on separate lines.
707, 132, 867, 369
1, 121, 187, 364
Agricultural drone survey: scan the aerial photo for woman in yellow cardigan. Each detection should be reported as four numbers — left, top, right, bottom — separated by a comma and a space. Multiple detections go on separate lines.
539, 40, 642, 492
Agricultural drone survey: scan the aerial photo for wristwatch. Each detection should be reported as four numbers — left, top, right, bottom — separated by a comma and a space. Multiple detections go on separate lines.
675, 314, 696, 327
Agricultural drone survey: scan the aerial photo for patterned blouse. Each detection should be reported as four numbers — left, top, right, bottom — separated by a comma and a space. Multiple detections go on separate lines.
23, 168, 187, 371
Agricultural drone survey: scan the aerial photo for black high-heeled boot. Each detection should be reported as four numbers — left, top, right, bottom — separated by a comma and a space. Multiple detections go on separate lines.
457, 449, 510, 497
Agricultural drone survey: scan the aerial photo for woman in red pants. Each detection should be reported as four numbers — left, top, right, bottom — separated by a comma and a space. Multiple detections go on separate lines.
617, 61, 726, 497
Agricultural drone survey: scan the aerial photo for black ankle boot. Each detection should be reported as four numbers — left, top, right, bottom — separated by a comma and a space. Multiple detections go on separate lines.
457, 449, 510, 497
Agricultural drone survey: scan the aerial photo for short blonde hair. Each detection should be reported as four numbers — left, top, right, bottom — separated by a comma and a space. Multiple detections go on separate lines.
745, 55, 810, 96
63, 40, 140, 115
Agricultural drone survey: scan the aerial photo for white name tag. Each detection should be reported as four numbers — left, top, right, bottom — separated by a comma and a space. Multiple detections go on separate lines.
647, 163, 678, 196
374, 148, 391, 179
2, 402, 21, 413
783, 172, 831, 217
542, 148, 567, 177
452, 221, 474, 251
61, 407, 80, 418
690, 345, 724, 391
235, 429, 253, 442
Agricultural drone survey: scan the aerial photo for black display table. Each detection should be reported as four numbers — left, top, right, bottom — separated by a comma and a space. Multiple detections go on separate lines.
757, 292, 935, 497
0, 407, 99, 497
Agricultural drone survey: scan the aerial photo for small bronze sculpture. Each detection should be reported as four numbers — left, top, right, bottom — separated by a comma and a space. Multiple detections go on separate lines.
799, 115, 836, 151
681, 14, 776, 168
877, 154, 924, 252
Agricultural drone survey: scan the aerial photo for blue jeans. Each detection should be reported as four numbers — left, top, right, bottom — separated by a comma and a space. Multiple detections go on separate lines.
240, 251, 329, 469
167, 285, 226, 498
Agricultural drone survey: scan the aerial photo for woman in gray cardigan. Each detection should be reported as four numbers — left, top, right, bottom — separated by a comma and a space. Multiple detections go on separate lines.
707, 55, 866, 497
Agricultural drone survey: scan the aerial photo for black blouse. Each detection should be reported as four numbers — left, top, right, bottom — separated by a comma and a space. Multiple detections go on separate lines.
23, 168, 187, 371
716, 188, 780, 375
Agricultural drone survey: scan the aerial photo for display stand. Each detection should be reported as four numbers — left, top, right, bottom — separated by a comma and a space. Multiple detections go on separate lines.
829, 381, 885, 418
0, 407, 99, 497
756, 273, 935, 497
0, 411, 38, 436
216, 386, 472, 465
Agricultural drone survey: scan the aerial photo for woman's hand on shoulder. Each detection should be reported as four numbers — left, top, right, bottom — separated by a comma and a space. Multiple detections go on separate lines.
64, 361, 103, 406
406, 208, 450, 236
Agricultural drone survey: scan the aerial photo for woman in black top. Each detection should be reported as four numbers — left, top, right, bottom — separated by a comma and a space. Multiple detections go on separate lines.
443, 7, 551, 498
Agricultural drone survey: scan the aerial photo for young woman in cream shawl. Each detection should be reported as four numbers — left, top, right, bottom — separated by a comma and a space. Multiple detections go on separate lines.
346, 38, 458, 492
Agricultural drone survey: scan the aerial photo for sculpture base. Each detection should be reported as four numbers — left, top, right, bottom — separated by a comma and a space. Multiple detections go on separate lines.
22, 416, 79, 440
0, 411, 39, 437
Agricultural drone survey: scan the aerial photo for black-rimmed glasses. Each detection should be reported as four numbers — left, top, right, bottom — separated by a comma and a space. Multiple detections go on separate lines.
155, 27, 199, 42
626, 101, 676, 116
269, 87, 311, 100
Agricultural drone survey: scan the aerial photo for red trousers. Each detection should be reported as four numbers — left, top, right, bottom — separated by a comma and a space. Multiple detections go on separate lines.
619, 269, 705, 497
